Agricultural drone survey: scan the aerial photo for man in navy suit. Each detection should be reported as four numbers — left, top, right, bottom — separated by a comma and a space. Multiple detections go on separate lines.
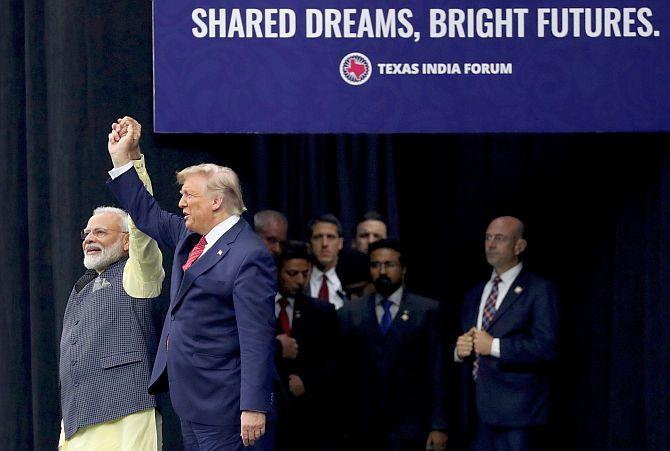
106, 117, 277, 450
338, 239, 448, 451
272, 241, 339, 451
455, 216, 559, 451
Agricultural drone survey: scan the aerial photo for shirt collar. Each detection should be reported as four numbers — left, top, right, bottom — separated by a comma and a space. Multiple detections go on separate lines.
275, 293, 295, 307
204, 215, 240, 246
375, 285, 404, 306
312, 265, 337, 280
491, 262, 523, 285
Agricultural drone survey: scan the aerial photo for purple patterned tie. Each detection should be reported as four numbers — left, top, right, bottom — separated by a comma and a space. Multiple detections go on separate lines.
473, 276, 502, 380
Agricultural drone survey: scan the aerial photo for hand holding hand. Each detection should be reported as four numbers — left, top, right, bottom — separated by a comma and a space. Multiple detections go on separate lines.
276, 334, 298, 359
107, 116, 141, 168
114, 116, 142, 160
473, 329, 494, 355
456, 327, 476, 359
288, 374, 305, 397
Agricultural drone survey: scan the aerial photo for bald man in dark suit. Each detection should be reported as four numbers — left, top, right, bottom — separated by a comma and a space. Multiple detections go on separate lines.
456, 217, 559, 451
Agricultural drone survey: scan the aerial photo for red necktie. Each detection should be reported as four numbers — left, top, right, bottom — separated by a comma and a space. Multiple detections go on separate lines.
473, 276, 502, 380
278, 298, 291, 335
182, 235, 207, 271
318, 274, 329, 301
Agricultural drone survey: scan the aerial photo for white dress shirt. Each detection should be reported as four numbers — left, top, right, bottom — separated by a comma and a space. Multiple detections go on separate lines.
454, 262, 524, 362
476, 262, 523, 358
309, 266, 344, 309
201, 215, 240, 256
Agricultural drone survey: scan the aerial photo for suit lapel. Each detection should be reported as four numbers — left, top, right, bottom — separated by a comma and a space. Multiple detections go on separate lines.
384, 293, 413, 343
373, 293, 413, 372
488, 270, 529, 329
291, 295, 308, 339
362, 295, 383, 342
170, 219, 244, 314
465, 283, 486, 329
170, 232, 200, 307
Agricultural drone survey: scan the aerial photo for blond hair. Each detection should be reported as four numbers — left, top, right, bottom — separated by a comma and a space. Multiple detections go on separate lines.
176, 164, 247, 215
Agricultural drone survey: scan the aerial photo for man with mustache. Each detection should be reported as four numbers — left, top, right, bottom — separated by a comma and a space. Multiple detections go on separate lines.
455, 216, 559, 451
58, 152, 164, 450
337, 239, 448, 451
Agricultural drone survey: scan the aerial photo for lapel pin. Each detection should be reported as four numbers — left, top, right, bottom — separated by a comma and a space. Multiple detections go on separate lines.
401, 310, 410, 321
514, 286, 523, 294
217, 249, 223, 256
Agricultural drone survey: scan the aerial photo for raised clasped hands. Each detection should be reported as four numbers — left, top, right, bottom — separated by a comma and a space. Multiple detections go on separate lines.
107, 116, 142, 168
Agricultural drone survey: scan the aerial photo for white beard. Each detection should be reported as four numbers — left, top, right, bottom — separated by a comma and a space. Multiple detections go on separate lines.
83, 238, 125, 272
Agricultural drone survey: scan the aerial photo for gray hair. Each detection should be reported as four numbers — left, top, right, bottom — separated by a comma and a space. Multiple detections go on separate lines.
254, 210, 288, 232
92, 206, 129, 232
176, 164, 247, 215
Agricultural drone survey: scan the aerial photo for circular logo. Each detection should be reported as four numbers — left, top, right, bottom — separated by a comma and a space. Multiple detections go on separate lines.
340, 53, 372, 86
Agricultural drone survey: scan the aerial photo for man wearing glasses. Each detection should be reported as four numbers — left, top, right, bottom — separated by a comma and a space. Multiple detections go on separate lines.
454, 216, 559, 451
337, 239, 448, 451
58, 150, 164, 450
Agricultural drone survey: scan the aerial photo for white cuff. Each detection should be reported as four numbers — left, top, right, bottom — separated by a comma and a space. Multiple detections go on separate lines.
108, 161, 133, 179
454, 347, 464, 362
490, 338, 501, 358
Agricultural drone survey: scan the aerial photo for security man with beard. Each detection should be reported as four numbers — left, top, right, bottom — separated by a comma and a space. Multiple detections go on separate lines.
337, 239, 448, 451
58, 150, 164, 450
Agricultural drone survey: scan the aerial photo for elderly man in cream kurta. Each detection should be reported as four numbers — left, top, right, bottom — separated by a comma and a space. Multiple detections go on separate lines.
59, 123, 165, 451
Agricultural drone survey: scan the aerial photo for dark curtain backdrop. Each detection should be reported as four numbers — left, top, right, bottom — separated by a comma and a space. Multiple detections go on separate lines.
2, 1, 669, 450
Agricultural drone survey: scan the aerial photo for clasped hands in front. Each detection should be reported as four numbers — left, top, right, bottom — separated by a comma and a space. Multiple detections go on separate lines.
456, 327, 493, 359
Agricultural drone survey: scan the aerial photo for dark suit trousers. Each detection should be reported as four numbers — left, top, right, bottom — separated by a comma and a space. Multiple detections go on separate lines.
472, 417, 545, 451
181, 419, 275, 451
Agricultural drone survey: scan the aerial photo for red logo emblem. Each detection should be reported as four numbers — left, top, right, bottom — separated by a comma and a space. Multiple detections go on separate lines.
340, 53, 372, 85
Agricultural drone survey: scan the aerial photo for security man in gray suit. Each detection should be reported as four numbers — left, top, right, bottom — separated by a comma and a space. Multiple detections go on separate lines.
338, 239, 448, 451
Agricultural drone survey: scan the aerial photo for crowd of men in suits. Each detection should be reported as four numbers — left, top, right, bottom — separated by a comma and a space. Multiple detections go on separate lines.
58, 116, 558, 451
256, 210, 559, 451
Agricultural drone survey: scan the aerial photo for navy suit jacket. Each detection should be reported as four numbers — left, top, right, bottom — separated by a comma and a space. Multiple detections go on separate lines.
338, 291, 447, 445
108, 168, 276, 426
274, 294, 338, 405
274, 294, 339, 451
460, 269, 559, 429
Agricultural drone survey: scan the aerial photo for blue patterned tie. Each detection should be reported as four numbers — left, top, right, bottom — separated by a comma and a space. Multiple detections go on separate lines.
379, 299, 393, 335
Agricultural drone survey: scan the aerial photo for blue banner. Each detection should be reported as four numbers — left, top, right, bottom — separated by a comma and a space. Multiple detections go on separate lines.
153, 1, 670, 133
